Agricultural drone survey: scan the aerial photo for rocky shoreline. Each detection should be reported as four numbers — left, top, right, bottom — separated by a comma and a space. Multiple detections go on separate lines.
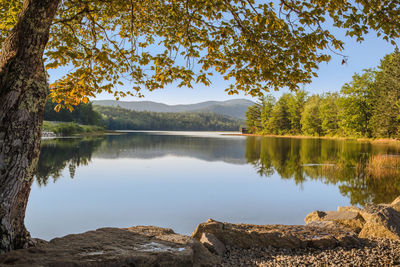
222, 238, 400, 266
1, 198, 400, 266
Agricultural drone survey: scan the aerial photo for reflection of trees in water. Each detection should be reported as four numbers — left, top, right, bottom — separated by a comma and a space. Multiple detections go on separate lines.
36, 134, 400, 206
35, 138, 104, 186
34, 133, 247, 186
245, 137, 400, 205
94, 133, 246, 164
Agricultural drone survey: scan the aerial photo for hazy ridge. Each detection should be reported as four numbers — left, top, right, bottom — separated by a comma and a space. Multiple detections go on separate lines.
92, 99, 254, 120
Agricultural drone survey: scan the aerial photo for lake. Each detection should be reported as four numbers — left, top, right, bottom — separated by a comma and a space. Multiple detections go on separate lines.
26, 131, 400, 240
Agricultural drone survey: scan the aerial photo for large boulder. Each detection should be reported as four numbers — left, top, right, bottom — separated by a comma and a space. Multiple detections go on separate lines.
304, 199, 400, 241
0, 226, 220, 267
358, 204, 400, 240
304, 210, 365, 233
192, 219, 360, 250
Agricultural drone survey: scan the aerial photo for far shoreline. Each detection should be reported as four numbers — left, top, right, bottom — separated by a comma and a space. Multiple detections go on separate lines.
223, 133, 400, 144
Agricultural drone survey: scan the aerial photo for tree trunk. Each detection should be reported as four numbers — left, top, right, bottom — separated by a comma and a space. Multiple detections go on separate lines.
0, 0, 60, 252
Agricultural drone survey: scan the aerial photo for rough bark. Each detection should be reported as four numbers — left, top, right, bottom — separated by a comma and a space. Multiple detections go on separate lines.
0, 0, 60, 252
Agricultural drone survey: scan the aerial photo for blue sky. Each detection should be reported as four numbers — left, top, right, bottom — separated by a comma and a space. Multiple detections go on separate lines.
48, 26, 397, 105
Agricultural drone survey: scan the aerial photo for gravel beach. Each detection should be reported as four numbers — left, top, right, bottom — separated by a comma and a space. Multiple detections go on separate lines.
221, 238, 400, 266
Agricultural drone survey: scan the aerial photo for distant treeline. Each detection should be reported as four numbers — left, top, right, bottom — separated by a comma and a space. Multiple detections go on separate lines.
94, 106, 242, 131
246, 50, 400, 138
45, 100, 103, 126
44, 100, 242, 131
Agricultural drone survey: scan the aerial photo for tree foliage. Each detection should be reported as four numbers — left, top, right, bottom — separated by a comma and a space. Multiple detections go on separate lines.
301, 95, 322, 136
245, 102, 262, 133
319, 92, 340, 136
95, 105, 242, 131
287, 90, 307, 134
268, 93, 292, 134
245, 50, 400, 139
44, 99, 103, 125
339, 70, 375, 137
1, 0, 399, 110
370, 49, 400, 138
260, 95, 276, 132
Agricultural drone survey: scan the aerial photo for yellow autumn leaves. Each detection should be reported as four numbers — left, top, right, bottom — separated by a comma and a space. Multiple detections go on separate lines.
1, 0, 398, 111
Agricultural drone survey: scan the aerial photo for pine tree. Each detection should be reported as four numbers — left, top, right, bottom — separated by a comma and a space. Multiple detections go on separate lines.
287, 90, 308, 134
320, 93, 340, 136
245, 104, 262, 133
260, 95, 276, 134
301, 95, 323, 136
268, 94, 292, 135
338, 70, 375, 137
370, 49, 400, 138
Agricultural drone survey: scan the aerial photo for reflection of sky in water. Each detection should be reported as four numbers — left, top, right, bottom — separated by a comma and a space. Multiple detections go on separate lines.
26, 156, 348, 240
26, 132, 400, 240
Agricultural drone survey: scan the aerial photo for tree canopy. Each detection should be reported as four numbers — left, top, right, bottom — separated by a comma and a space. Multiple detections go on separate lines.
246, 50, 400, 138
1, 0, 399, 110
44, 99, 103, 125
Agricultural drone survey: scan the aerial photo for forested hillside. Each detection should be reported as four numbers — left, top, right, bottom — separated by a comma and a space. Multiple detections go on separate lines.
44, 99, 243, 131
94, 106, 242, 131
93, 99, 253, 119
246, 50, 400, 139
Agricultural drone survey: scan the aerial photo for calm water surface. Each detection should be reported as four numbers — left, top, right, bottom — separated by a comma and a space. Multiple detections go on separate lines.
26, 131, 400, 240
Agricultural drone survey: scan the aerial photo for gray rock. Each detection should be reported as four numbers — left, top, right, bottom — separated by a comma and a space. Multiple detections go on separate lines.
0, 226, 220, 267
200, 232, 226, 256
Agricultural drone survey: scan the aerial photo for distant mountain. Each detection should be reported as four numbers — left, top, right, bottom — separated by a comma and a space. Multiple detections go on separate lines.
92, 99, 254, 120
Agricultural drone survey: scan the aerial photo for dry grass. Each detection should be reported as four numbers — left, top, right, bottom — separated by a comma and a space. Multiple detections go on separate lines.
369, 138, 400, 144
227, 133, 400, 145
227, 133, 353, 140
366, 154, 400, 179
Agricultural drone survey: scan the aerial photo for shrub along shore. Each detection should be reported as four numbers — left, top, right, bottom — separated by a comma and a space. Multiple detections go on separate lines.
42, 121, 105, 136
